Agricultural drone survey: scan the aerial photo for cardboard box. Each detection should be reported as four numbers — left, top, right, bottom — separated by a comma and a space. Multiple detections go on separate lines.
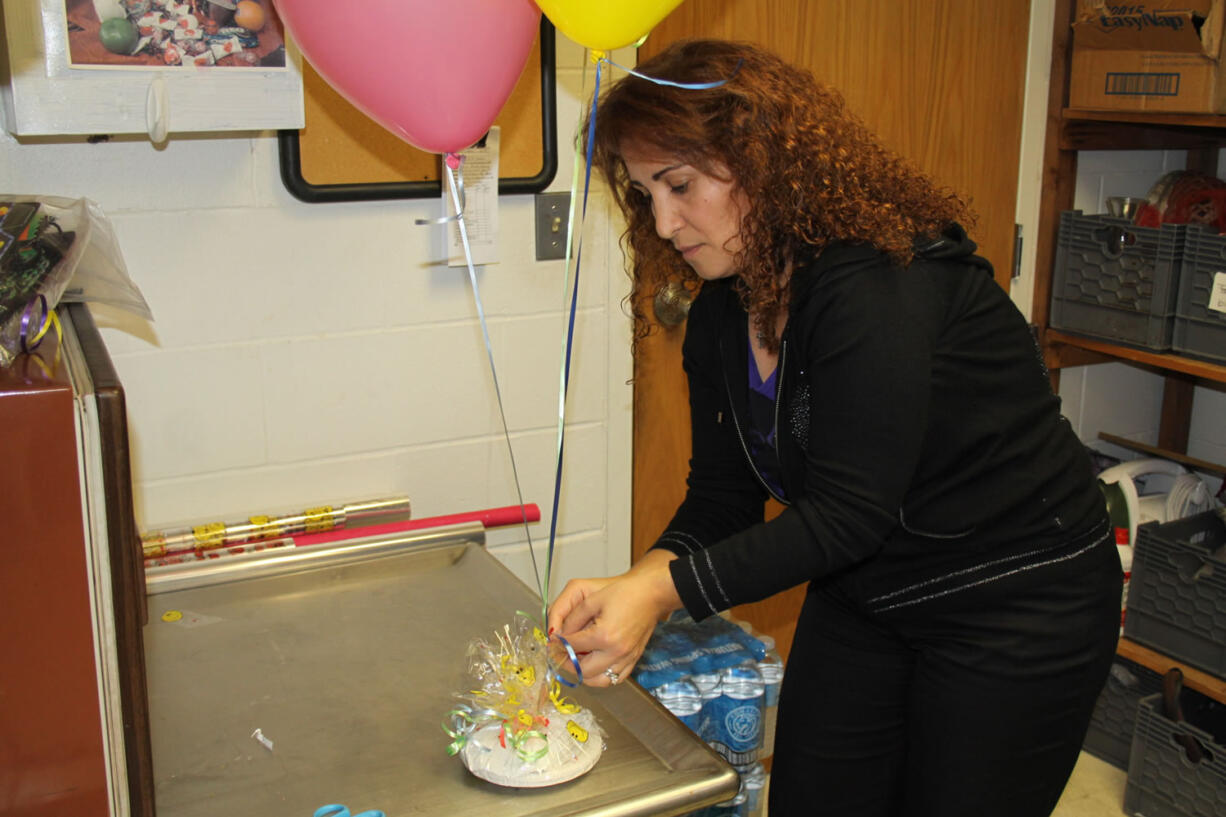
1075, 1, 1215, 20
1069, 1, 1226, 113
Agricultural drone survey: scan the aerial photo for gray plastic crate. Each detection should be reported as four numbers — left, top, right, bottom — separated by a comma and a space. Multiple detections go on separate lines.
1173, 226, 1226, 364
1124, 513, 1226, 678
1050, 211, 1184, 350
1084, 658, 1164, 770
1124, 693, 1226, 817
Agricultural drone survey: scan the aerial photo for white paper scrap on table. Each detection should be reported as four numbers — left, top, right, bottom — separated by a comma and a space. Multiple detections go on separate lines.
1210, 272, 1226, 314
447, 126, 500, 267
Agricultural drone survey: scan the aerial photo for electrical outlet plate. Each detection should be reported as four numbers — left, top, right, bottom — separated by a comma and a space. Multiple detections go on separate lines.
534, 192, 571, 261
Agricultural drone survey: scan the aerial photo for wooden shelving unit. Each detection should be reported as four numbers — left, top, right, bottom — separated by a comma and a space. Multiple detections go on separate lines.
1117, 638, 1226, 704
1034, 0, 1226, 703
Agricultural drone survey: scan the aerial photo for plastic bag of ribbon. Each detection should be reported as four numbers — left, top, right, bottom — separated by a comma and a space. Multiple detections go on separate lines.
442, 616, 604, 788
0, 195, 151, 367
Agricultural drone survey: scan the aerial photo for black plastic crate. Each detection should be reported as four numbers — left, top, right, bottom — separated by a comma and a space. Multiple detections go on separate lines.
1084, 658, 1164, 770
1050, 211, 1184, 350
1124, 512, 1226, 678
1173, 226, 1226, 364
1124, 692, 1226, 817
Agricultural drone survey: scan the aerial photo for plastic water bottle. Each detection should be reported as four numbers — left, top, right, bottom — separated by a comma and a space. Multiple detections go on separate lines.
719, 787, 750, 817
689, 671, 723, 743
653, 678, 703, 732
690, 616, 759, 672
755, 635, 784, 757
658, 622, 708, 676
708, 662, 765, 766
740, 762, 767, 816
756, 635, 783, 707
635, 640, 684, 689
696, 622, 756, 672
693, 786, 748, 817
726, 617, 768, 660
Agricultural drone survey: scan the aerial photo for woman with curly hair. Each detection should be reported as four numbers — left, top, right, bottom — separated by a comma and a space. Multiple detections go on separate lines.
547, 39, 1120, 817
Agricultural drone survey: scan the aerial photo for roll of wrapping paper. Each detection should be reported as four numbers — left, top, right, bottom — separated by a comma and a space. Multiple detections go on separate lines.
141, 495, 411, 560
144, 537, 296, 568
290, 503, 541, 548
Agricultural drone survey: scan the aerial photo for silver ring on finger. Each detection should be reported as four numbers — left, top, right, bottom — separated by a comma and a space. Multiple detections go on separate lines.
604, 667, 621, 685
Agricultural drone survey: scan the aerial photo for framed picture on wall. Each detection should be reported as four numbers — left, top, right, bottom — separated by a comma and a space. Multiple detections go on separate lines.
1, 0, 303, 138
65, 0, 289, 70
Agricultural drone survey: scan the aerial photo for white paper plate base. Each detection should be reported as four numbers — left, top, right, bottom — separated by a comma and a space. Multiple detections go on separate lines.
461, 717, 602, 788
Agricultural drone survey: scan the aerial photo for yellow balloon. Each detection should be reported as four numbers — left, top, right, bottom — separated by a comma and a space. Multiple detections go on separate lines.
535, 0, 684, 51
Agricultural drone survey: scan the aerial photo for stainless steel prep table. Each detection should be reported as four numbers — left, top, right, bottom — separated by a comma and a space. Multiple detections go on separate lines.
144, 524, 738, 817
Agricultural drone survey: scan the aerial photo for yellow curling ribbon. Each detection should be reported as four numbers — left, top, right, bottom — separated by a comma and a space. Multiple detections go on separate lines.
19, 296, 61, 355
549, 682, 581, 711
549, 681, 580, 715
27, 308, 61, 350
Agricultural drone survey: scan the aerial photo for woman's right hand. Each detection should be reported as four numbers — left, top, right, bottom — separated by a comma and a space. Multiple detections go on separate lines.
548, 549, 681, 687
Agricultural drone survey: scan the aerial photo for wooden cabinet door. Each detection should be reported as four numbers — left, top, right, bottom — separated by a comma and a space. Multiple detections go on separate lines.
631, 0, 1032, 660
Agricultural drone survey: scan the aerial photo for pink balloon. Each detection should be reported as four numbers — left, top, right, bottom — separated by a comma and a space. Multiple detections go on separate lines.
273, 0, 541, 155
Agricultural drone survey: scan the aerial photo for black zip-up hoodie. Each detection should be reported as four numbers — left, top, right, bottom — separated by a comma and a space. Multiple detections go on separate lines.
653, 226, 1108, 618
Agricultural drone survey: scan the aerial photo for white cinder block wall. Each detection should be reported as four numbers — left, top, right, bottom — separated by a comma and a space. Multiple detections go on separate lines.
0, 34, 637, 597
1056, 148, 1226, 492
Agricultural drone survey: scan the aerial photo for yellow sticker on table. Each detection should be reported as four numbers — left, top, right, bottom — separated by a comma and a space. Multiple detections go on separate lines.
161, 610, 183, 622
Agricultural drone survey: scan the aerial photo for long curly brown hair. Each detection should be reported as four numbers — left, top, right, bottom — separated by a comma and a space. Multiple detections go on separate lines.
588, 39, 973, 351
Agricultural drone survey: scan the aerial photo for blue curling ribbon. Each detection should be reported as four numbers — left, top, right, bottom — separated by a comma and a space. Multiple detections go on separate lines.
541, 56, 603, 633
598, 55, 743, 90
539, 51, 741, 637
549, 632, 583, 688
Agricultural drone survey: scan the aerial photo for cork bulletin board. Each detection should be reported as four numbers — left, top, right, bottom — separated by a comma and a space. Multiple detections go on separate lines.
278, 19, 556, 202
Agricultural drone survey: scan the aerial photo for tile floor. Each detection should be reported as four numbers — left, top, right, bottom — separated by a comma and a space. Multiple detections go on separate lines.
1052, 751, 1129, 817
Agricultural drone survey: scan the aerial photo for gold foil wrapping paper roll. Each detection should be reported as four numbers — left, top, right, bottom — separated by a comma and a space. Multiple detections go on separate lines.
141, 495, 411, 558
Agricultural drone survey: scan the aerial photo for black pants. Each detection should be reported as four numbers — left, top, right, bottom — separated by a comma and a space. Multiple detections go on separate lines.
768, 527, 1121, 817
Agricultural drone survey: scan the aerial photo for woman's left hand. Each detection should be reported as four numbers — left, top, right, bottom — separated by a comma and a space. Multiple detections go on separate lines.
547, 549, 680, 688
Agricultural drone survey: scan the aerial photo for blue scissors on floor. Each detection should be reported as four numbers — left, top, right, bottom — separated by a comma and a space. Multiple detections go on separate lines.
314, 805, 385, 817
